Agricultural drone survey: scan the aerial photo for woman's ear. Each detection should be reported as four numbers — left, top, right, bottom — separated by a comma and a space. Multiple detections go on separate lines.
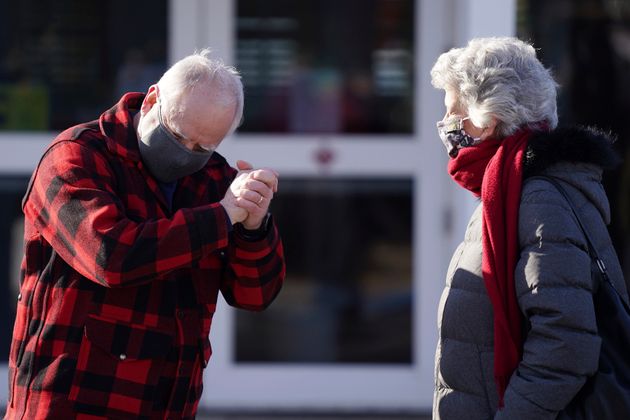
140, 85, 159, 116
480, 117, 498, 140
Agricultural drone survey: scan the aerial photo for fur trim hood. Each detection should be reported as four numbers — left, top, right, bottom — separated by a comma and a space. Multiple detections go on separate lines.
523, 126, 622, 178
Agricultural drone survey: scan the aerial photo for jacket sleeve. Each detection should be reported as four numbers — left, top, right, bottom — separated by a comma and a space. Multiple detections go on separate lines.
495, 183, 601, 419
24, 140, 231, 288
220, 220, 286, 311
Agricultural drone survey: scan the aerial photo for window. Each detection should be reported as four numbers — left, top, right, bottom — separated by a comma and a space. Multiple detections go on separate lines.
236, 0, 414, 134
236, 178, 413, 364
0, 0, 167, 131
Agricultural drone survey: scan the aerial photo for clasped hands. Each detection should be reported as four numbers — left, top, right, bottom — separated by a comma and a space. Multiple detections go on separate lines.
220, 160, 278, 230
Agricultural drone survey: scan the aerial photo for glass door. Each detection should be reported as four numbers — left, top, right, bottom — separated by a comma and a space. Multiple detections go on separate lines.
170, 0, 452, 412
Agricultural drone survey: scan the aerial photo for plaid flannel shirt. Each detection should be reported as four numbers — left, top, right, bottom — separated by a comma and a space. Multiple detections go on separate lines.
5, 93, 285, 420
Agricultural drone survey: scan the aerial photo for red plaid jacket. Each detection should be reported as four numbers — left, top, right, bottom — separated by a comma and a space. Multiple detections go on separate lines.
5, 93, 285, 420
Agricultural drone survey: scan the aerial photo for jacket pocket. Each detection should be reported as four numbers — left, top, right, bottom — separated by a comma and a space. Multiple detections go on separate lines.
69, 315, 174, 417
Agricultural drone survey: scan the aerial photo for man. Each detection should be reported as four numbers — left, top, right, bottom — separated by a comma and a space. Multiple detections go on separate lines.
5, 50, 285, 419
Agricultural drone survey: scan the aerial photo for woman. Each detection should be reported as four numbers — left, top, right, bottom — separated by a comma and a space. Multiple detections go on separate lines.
430, 37, 629, 419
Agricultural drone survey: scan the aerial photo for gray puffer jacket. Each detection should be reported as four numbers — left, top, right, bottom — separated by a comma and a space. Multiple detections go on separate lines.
433, 127, 629, 420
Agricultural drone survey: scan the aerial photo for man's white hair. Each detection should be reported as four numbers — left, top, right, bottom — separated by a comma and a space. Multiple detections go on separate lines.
157, 49, 244, 138
431, 37, 558, 138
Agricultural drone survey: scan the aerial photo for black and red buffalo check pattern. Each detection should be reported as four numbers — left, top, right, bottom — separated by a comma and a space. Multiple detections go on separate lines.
5, 93, 285, 419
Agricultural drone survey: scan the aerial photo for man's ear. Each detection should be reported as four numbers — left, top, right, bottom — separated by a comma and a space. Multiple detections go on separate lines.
480, 116, 498, 140
140, 85, 159, 116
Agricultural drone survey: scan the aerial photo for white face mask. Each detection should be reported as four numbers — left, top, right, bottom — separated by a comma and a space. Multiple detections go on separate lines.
436, 115, 482, 158
138, 102, 213, 183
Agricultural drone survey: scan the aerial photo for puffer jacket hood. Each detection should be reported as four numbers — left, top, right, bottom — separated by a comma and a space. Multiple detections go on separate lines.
523, 126, 622, 224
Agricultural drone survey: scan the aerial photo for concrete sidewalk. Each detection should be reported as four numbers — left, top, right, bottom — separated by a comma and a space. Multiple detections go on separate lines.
197, 413, 431, 420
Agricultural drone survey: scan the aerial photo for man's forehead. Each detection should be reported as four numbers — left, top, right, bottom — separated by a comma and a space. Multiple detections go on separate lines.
168, 89, 236, 143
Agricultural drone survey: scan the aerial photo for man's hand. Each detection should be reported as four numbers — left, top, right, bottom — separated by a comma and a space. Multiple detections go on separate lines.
220, 160, 279, 229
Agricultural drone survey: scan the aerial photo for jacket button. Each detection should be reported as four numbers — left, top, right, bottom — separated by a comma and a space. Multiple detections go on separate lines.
119, 354, 127, 361
17, 293, 22, 301
219, 251, 225, 258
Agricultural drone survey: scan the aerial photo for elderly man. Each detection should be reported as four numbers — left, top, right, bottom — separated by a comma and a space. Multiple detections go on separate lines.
5, 50, 285, 419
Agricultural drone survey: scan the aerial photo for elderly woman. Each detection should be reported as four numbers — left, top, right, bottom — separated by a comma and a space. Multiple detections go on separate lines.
430, 37, 629, 419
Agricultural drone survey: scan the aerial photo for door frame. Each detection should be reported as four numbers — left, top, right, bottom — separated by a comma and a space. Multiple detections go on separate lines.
174, 0, 448, 412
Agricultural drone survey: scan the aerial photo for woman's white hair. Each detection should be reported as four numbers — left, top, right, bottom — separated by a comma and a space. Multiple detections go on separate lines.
157, 49, 244, 137
431, 37, 558, 138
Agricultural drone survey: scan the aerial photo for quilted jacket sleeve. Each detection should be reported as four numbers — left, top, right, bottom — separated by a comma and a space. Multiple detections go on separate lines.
24, 140, 231, 288
495, 181, 601, 419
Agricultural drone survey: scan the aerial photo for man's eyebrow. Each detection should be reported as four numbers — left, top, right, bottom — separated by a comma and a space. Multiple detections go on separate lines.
164, 116, 189, 140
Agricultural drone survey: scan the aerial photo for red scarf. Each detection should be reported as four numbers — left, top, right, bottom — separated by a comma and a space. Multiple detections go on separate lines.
447, 129, 531, 407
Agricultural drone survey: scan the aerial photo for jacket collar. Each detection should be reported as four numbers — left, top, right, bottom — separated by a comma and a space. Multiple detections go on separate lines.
523, 125, 621, 178
98, 92, 145, 163
523, 125, 621, 224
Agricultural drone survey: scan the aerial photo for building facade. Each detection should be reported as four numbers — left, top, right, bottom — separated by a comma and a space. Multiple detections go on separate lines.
2, 0, 629, 414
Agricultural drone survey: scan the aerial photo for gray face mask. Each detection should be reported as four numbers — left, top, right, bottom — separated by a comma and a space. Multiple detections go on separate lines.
138, 103, 213, 183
